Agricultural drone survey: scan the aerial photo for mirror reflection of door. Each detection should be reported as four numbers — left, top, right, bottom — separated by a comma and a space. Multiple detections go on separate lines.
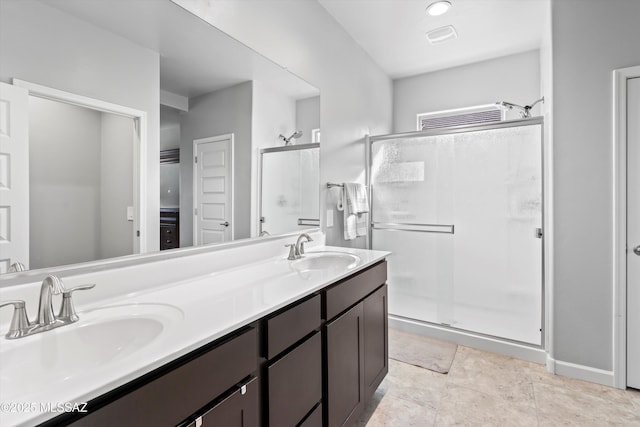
1, 82, 140, 271
28, 96, 137, 269
194, 134, 234, 245
0, 82, 29, 272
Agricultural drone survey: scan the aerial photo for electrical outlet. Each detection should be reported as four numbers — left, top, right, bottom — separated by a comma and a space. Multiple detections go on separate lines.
326, 209, 334, 228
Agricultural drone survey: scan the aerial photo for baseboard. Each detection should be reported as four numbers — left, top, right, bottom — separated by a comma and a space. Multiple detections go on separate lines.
389, 315, 547, 364
549, 357, 615, 387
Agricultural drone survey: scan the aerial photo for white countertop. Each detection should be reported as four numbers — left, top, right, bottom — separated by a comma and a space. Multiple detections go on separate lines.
0, 244, 388, 426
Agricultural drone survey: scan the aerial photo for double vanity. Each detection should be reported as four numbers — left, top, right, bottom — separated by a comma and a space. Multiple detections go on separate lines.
0, 232, 389, 427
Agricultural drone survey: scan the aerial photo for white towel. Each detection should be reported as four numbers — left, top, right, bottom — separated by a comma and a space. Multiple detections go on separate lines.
342, 183, 369, 240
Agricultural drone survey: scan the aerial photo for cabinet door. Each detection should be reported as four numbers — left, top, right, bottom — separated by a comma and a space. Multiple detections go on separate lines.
268, 332, 322, 427
326, 303, 364, 427
363, 284, 388, 400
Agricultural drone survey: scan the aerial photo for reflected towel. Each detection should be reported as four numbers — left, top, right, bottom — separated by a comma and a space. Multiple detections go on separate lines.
342, 182, 369, 240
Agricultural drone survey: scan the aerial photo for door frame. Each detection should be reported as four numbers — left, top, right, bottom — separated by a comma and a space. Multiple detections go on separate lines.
613, 65, 640, 389
12, 78, 148, 254
192, 133, 235, 244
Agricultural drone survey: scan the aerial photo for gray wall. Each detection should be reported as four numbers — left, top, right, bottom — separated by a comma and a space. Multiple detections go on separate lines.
393, 50, 541, 133
28, 97, 102, 269
296, 96, 321, 144
100, 113, 134, 260
175, 0, 394, 248
180, 82, 253, 246
251, 80, 297, 236
551, 0, 640, 371
0, 0, 160, 253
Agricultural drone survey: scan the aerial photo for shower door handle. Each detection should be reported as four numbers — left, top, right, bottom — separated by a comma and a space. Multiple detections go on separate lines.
633, 245, 640, 256
220, 221, 230, 227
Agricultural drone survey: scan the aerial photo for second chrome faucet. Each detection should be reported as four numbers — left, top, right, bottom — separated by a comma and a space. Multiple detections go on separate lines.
285, 233, 313, 260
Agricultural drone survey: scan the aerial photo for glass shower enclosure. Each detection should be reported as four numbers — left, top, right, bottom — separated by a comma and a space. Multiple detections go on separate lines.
369, 119, 543, 345
260, 143, 320, 235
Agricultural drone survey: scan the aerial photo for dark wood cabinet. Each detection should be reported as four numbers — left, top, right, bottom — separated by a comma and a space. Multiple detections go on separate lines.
184, 377, 258, 427
68, 328, 257, 427
326, 303, 365, 427
364, 284, 388, 400
267, 332, 322, 427
325, 262, 388, 427
48, 260, 387, 427
160, 209, 179, 250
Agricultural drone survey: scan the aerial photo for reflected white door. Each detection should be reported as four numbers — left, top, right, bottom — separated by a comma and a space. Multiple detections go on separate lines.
0, 82, 29, 272
628, 77, 640, 389
193, 135, 233, 245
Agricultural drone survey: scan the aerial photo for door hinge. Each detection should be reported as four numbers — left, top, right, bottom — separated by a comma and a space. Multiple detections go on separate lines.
194, 156, 197, 164
194, 208, 198, 216
535, 228, 543, 239
136, 230, 140, 237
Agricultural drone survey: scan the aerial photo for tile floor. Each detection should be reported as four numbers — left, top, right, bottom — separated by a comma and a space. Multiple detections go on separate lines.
357, 346, 640, 426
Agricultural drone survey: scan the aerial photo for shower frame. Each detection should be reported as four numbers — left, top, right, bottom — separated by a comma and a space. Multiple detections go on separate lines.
258, 143, 320, 235
366, 117, 546, 359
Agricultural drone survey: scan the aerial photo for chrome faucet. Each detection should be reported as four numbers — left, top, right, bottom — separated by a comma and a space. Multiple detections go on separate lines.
36, 275, 65, 327
285, 233, 313, 260
8, 262, 26, 273
295, 233, 313, 257
0, 275, 95, 339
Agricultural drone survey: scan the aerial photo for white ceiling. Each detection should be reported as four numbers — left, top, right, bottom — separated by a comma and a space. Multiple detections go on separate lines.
318, 0, 548, 79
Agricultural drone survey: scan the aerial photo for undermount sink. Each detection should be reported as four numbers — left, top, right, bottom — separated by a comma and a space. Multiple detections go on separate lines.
293, 251, 361, 272
0, 303, 183, 401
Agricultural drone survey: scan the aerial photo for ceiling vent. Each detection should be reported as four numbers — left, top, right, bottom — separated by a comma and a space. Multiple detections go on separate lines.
425, 25, 457, 45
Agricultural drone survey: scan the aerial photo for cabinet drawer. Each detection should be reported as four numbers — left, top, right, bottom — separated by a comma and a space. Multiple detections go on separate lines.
71, 328, 257, 427
268, 332, 322, 427
185, 377, 258, 427
325, 261, 387, 320
265, 294, 321, 359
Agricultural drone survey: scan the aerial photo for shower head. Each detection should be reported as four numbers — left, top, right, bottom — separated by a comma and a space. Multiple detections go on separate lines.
279, 130, 304, 145
495, 97, 544, 118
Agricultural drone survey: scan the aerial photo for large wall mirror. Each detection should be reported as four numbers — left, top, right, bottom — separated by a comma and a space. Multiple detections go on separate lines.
0, 0, 320, 275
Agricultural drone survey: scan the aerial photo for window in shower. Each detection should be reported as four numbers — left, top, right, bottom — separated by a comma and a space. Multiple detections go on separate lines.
416, 104, 504, 131
370, 121, 543, 345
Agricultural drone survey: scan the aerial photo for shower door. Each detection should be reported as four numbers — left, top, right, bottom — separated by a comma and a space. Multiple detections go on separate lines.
260, 144, 320, 235
370, 120, 543, 345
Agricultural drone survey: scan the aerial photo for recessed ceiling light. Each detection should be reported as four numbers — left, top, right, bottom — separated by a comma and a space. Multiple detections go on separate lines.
426, 1, 452, 17
425, 25, 458, 44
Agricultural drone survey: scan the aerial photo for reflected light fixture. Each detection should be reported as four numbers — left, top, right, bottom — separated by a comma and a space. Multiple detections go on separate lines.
426, 1, 452, 16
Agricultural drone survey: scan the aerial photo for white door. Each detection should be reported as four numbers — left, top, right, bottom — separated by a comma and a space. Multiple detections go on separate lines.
628, 77, 640, 389
0, 82, 29, 272
193, 135, 233, 245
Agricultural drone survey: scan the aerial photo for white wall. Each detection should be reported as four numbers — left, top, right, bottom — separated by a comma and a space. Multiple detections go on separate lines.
296, 96, 321, 144
160, 105, 182, 151
393, 50, 542, 133
551, 0, 640, 376
180, 82, 253, 246
173, 0, 393, 248
251, 80, 297, 236
0, 0, 160, 253
100, 113, 135, 260
28, 97, 102, 269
